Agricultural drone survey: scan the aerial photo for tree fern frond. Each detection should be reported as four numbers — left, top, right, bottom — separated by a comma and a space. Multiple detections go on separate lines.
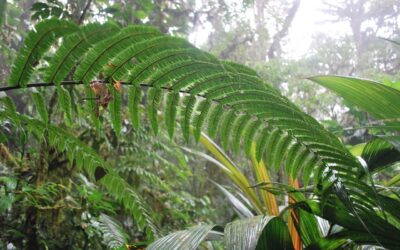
164, 91, 180, 139
207, 104, 223, 138
222, 60, 260, 77
74, 26, 162, 84
83, 85, 100, 131
255, 127, 272, 163
9, 19, 78, 87
56, 86, 73, 125
31, 91, 48, 123
230, 114, 250, 153
45, 22, 120, 85
146, 87, 162, 135
109, 85, 122, 136
220, 109, 236, 150
127, 48, 212, 85
128, 85, 142, 131
150, 60, 220, 88
244, 120, 262, 156
104, 36, 194, 80
181, 95, 197, 143
193, 99, 212, 142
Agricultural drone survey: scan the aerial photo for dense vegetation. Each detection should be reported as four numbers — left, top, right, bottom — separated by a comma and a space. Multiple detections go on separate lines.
0, 1, 399, 249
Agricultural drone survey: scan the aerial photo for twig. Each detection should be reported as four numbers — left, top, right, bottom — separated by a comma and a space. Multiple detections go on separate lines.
78, 0, 92, 24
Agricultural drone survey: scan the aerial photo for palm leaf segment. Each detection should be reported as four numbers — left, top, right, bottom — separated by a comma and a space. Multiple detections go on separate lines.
4, 19, 388, 233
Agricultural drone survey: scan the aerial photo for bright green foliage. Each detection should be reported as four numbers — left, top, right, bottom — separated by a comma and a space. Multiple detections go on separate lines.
108, 85, 123, 136
45, 22, 120, 85
4, 19, 399, 248
309, 75, 400, 130
128, 85, 142, 130
56, 86, 73, 125
31, 91, 49, 124
9, 19, 78, 86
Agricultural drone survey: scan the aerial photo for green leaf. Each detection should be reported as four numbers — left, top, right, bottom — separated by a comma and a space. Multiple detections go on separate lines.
31, 92, 48, 123
147, 87, 162, 135
45, 22, 120, 85
109, 85, 122, 136
148, 225, 221, 250
256, 217, 294, 250
193, 99, 211, 142
309, 75, 400, 130
128, 85, 142, 131
181, 95, 196, 143
224, 215, 271, 250
56, 86, 72, 125
164, 91, 179, 139
9, 19, 78, 86
98, 213, 128, 249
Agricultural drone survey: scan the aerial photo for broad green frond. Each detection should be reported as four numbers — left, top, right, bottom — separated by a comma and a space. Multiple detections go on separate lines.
146, 87, 162, 135
98, 213, 128, 249
148, 224, 221, 250
74, 25, 162, 84
9, 19, 78, 87
56, 86, 73, 125
109, 85, 123, 136
309, 75, 400, 131
192, 99, 211, 142
181, 94, 197, 143
128, 85, 142, 130
104, 36, 194, 80
31, 91, 48, 123
45, 22, 120, 85
164, 91, 180, 139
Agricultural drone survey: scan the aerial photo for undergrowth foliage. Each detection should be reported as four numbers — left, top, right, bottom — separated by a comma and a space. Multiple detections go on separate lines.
1, 19, 399, 247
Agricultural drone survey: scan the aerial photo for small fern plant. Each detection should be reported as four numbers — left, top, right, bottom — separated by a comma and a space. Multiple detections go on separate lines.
1, 18, 399, 248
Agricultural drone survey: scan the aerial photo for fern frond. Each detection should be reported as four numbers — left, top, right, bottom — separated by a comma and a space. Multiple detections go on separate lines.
45, 22, 120, 85
31, 91, 48, 123
164, 91, 180, 139
146, 87, 162, 135
109, 85, 123, 136
128, 85, 142, 131
181, 95, 197, 143
9, 19, 78, 86
220, 109, 236, 150
56, 86, 73, 125
74, 26, 162, 84
104, 36, 193, 80
192, 99, 211, 142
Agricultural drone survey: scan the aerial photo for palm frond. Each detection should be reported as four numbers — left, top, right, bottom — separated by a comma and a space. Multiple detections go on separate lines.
97, 213, 129, 249
147, 224, 221, 250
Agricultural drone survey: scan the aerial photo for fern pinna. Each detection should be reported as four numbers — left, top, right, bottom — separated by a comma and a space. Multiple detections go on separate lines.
1, 19, 399, 248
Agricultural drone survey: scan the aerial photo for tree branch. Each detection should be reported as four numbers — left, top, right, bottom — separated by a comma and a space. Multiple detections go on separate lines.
267, 0, 301, 59
78, 0, 92, 24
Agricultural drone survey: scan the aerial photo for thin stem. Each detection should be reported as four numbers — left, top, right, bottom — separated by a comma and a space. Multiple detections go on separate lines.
78, 0, 92, 24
